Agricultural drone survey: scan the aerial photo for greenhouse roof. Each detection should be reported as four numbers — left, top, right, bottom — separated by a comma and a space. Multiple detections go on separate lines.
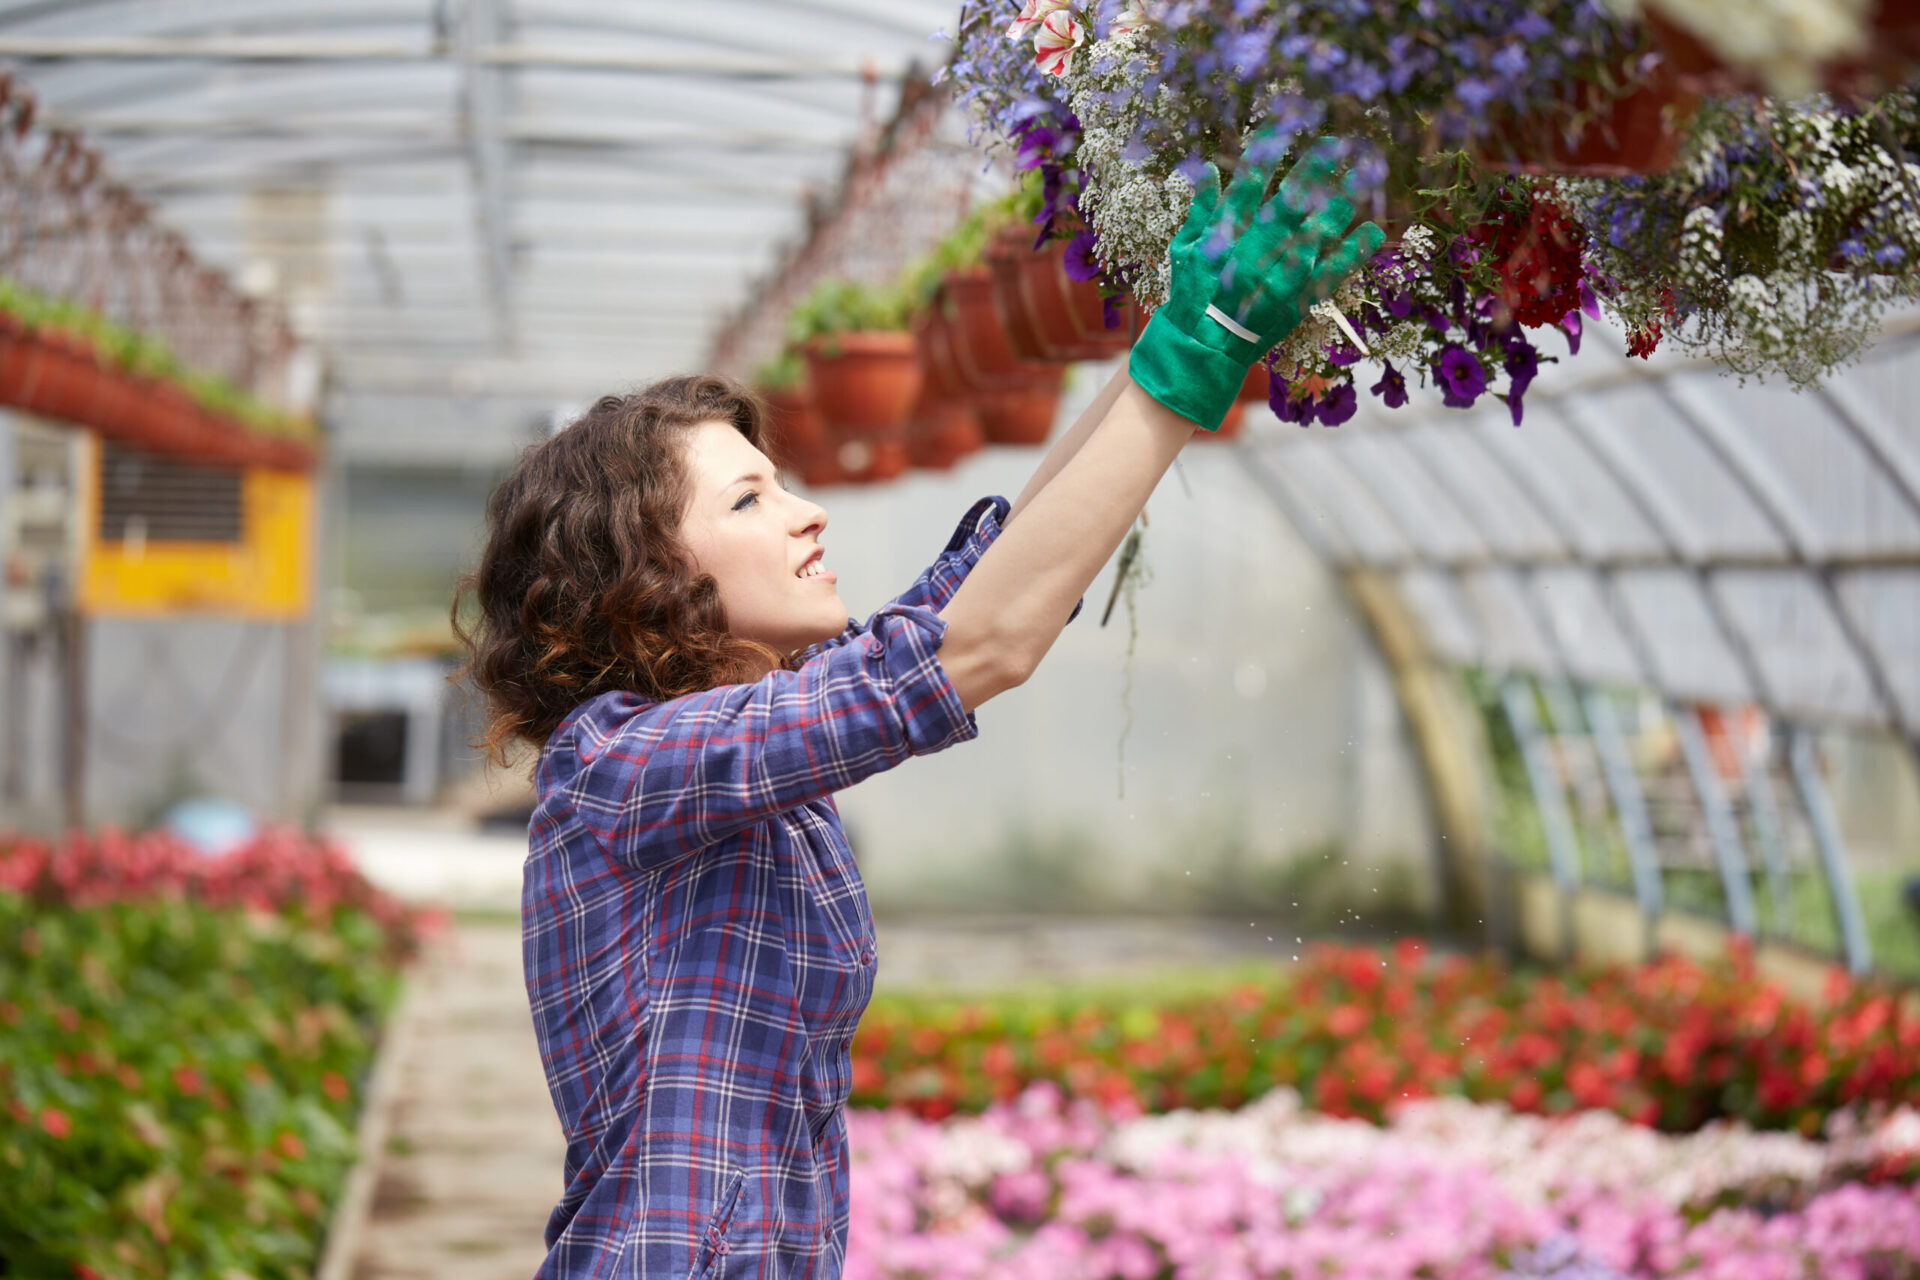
0, 0, 959, 410
1239, 315, 1920, 744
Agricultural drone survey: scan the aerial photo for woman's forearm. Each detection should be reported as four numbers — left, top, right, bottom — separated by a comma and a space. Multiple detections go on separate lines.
1004, 361, 1133, 526
938, 374, 1195, 710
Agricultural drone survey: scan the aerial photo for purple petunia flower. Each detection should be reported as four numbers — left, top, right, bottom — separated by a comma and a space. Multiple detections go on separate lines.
1269, 374, 1316, 425
1317, 380, 1358, 425
1436, 345, 1487, 408
1064, 229, 1102, 282
1327, 341, 1363, 367
1371, 361, 1409, 409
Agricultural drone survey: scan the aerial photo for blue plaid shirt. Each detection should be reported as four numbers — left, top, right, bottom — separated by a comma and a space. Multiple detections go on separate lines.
524, 495, 1062, 1278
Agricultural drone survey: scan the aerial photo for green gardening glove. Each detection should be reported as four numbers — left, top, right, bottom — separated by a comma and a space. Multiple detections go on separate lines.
1130, 134, 1384, 431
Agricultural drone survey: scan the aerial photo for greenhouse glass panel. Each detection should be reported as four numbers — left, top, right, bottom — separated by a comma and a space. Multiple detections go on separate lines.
1834, 569, 1920, 735
1529, 568, 1645, 687
1333, 432, 1487, 564
1613, 569, 1755, 706
1565, 382, 1789, 562
1247, 439, 1411, 566
1460, 568, 1558, 674
1475, 403, 1667, 562
1709, 570, 1886, 726
1403, 419, 1568, 561
1669, 374, 1920, 562
1396, 568, 1482, 666
1828, 335, 1920, 512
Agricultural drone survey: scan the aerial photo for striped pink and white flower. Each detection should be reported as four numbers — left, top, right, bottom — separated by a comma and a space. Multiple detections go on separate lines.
1032, 9, 1085, 76
1006, 0, 1071, 42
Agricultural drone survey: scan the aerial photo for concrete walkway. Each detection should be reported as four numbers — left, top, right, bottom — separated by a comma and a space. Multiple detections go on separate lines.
322, 808, 1290, 1278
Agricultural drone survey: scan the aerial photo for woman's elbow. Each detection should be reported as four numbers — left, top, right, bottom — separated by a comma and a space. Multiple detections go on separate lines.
941, 626, 1035, 714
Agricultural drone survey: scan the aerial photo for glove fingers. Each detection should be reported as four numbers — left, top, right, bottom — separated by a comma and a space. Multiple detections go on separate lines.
1223, 124, 1288, 235
1171, 167, 1222, 258
1269, 137, 1345, 224
1306, 220, 1387, 303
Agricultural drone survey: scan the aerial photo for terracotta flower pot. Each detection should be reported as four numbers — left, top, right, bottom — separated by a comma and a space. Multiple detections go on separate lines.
907, 393, 985, 471
1476, 65, 1699, 177
912, 304, 969, 401
974, 368, 1064, 446
984, 226, 1052, 362
986, 231, 1139, 363
941, 268, 1034, 391
759, 385, 829, 460
804, 331, 921, 438
832, 435, 911, 485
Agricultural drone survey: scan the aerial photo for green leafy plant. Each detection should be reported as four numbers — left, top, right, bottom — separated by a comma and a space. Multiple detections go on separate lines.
0, 275, 313, 443
753, 347, 806, 391
786, 277, 914, 352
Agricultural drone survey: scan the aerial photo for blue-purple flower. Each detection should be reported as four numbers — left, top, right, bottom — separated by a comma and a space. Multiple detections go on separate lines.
1435, 345, 1487, 408
1371, 361, 1409, 409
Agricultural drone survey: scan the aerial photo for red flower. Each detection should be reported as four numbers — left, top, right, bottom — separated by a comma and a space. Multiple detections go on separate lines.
276, 1131, 306, 1161
39, 1105, 71, 1139
321, 1070, 351, 1103
172, 1065, 205, 1096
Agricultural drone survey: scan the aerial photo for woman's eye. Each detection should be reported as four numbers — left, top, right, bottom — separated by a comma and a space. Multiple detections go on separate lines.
733, 490, 758, 511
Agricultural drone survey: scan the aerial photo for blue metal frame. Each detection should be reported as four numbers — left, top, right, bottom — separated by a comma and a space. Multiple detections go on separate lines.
1738, 737, 1796, 939
1580, 687, 1666, 927
1501, 676, 1584, 891
1788, 729, 1875, 975
1671, 703, 1760, 937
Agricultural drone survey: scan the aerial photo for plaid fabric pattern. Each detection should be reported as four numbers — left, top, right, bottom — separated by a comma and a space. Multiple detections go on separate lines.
525, 495, 1051, 1278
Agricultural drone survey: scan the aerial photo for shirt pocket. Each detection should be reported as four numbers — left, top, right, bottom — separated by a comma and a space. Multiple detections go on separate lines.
688, 1167, 747, 1280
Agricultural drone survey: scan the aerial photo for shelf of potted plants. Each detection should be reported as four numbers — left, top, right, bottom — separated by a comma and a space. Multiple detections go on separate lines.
903, 199, 1069, 448
0, 277, 315, 472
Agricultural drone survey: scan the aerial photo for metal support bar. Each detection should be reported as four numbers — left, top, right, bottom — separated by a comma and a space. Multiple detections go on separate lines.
1671, 703, 1760, 937
0, 37, 909, 78
1738, 736, 1796, 939
462, 0, 517, 353
1580, 686, 1667, 924
1788, 729, 1875, 975
1501, 677, 1584, 891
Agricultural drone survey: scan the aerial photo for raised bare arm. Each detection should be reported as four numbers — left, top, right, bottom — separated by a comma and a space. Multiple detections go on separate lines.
1004, 360, 1133, 527
939, 373, 1192, 711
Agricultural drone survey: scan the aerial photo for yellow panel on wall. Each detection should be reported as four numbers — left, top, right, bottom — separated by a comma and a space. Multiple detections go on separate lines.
78, 435, 315, 620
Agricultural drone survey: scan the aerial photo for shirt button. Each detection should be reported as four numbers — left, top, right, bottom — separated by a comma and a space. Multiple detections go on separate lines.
859, 944, 875, 967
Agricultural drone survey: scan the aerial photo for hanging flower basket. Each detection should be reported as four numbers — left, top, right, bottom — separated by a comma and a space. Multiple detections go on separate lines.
942, 268, 1040, 391
907, 392, 985, 471
758, 384, 829, 463
803, 331, 921, 439
984, 226, 1053, 362
1476, 64, 1700, 178
974, 368, 1064, 446
912, 302, 969, 402
986, 226, 1136, 363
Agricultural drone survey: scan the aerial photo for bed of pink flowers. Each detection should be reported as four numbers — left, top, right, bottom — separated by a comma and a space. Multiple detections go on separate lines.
845, 1084, 1920, 1280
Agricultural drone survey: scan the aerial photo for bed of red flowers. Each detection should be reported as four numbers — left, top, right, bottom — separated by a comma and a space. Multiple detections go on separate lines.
0, 827, 439, 1280
852, 938, 1919, 1137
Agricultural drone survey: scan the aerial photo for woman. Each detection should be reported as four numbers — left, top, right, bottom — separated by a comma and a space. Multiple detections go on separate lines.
454, 137, 1377, 1278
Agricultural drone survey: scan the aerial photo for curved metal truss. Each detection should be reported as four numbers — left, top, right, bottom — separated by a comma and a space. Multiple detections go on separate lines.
1235, 317, 1920, 973
0, 0, 961, 413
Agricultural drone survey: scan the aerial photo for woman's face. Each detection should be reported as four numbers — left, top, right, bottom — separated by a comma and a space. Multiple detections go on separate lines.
676, 419, 846, 662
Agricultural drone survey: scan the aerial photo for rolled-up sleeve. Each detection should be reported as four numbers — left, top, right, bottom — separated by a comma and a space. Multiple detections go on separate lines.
886, 493, 1084, 623
563, 603, 976, 872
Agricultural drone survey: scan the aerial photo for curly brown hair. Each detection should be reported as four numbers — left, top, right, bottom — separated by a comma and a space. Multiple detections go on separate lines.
451, 374, 804, 767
